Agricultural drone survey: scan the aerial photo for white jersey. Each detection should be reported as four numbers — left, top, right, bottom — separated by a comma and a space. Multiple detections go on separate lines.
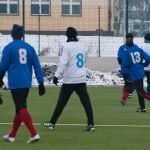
141, 42, 150, 71
55, 41, 87, 84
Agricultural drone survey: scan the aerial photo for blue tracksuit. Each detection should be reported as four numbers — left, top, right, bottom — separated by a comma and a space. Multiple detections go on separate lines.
0, 40, 44, 89
122, 44, 150, 81
117, 44, 130, 76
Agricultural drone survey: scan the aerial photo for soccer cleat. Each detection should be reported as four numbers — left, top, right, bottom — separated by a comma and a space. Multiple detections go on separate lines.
128, 93, 132, 99
3, 134, 16, 142
136, 108, 147, 113
41, 121, 55, 130
26, 134, 40, 144
84, 125, 95, 131
41, 121, 51, 127
48, 123, 55, 130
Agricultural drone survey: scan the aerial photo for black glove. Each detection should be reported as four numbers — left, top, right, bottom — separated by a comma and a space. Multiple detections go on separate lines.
0, 93, 3, 106
38, 84, 45, 96
53, 76, 59, 85
142, 59, 149, 67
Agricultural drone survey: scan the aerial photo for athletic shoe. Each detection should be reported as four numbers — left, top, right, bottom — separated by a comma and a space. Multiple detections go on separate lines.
84, 125, 95, 131
3, 134, 15, 142
136, 108, 147, 112
128, 93, 132, 99
41, 121, 55, 130
48, 123, 55, 130
26, 134, 40, 144
41, 121, 51, 127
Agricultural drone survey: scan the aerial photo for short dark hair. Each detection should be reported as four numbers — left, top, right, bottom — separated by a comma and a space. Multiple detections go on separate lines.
11, 24, 23, 39
126, 33, 134, 39
144, 33, 150, 41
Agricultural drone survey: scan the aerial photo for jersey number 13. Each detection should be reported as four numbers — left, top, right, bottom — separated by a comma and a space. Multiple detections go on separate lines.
130, 51, 141, 64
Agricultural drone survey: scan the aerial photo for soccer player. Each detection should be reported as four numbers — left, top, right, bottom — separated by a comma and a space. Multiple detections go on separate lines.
141, 33, 150, 95
122, 33, 150, 112
41, 27, 95, 131
117, 33, 135, 106
0, 24, 45, 143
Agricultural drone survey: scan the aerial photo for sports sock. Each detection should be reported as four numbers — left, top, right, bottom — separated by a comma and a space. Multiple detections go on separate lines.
19, 108, 37, 137
122, 86, 129, 102
9, 114, 22, 137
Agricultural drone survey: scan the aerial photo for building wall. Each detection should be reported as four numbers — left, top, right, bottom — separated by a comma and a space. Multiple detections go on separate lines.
0, 0, 113, 33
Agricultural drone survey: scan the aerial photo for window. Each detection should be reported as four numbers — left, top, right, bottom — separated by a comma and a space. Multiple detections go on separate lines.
62, 0, 81, 16
0, 0, 18, 15
31, 0, 50, 15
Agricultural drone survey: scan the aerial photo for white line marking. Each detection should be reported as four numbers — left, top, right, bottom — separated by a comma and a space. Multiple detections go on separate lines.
0, 123, 150, 128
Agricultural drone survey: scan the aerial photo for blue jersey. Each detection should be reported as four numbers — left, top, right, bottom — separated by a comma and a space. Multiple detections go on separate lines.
117, 44, 130, 75
0, 40, 44, 89
122, 44, 150, 81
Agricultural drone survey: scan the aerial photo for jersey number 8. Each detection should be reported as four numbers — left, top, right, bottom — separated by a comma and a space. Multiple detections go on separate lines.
76, 53, 84, 68
19, 48, 27, 64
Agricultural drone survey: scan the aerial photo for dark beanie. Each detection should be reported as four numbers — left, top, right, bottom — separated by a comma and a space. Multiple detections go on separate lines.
66, 27, 77, 38
11, 24, 23, 38
126, 33, 134, 39
144, 33, 150, 41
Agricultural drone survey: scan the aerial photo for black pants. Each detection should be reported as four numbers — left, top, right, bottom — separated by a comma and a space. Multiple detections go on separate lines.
123, 75, 135, 94
145, 71, 150, 95
50, 83, 94, 126
11, 88, 29, 113
134, 79, 145, 109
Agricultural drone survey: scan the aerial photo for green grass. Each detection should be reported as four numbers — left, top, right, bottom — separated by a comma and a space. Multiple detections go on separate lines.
1, 87, 150, 150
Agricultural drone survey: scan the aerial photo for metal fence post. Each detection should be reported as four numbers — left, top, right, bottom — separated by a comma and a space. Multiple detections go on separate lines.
125, 0, 128, 34
38, 5, 41, 56
98, 6, 101, 57
22, 0, 25, 41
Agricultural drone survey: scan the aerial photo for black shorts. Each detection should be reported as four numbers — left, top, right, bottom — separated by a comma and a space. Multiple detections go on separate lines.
11, 88, 29, 113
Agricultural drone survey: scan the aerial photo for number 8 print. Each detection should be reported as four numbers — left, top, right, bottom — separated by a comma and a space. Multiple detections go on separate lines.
76, 53, 84, 68
19, 48, 27, 64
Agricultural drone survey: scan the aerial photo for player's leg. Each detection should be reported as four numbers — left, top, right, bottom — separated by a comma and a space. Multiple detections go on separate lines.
121, 76, 130, 105
134, 79, 146, 112
43, 84, 74, 129
134, 79, 150, 101
145, 71, 150, 95
75, 83, 95, 131
126, 80, 135, 99
11, 88, 39, 143
3, 89, 23, 142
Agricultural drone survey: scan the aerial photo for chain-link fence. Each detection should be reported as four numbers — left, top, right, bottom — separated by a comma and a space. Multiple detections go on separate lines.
0, 0, 150, 72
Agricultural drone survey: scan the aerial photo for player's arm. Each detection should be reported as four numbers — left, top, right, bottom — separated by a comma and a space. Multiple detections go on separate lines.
140, 48, 150, 63
117, 47, 122, 65
0, 47, 10, 81
55, 46, 69, 79
122, 51, 131, 68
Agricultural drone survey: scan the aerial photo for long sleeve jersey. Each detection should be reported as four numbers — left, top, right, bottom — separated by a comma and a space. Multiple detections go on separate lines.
122, 44, 150, 81
55, 41, 87, 84
0, 40, 44, 89
117, 44, 130, 75
141, 41, 150, 71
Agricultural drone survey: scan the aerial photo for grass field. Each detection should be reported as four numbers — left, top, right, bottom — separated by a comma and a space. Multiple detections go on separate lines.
0, 87, 150, 150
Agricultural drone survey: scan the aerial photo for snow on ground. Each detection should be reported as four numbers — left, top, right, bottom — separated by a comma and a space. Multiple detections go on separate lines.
30, 63, 124, 86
